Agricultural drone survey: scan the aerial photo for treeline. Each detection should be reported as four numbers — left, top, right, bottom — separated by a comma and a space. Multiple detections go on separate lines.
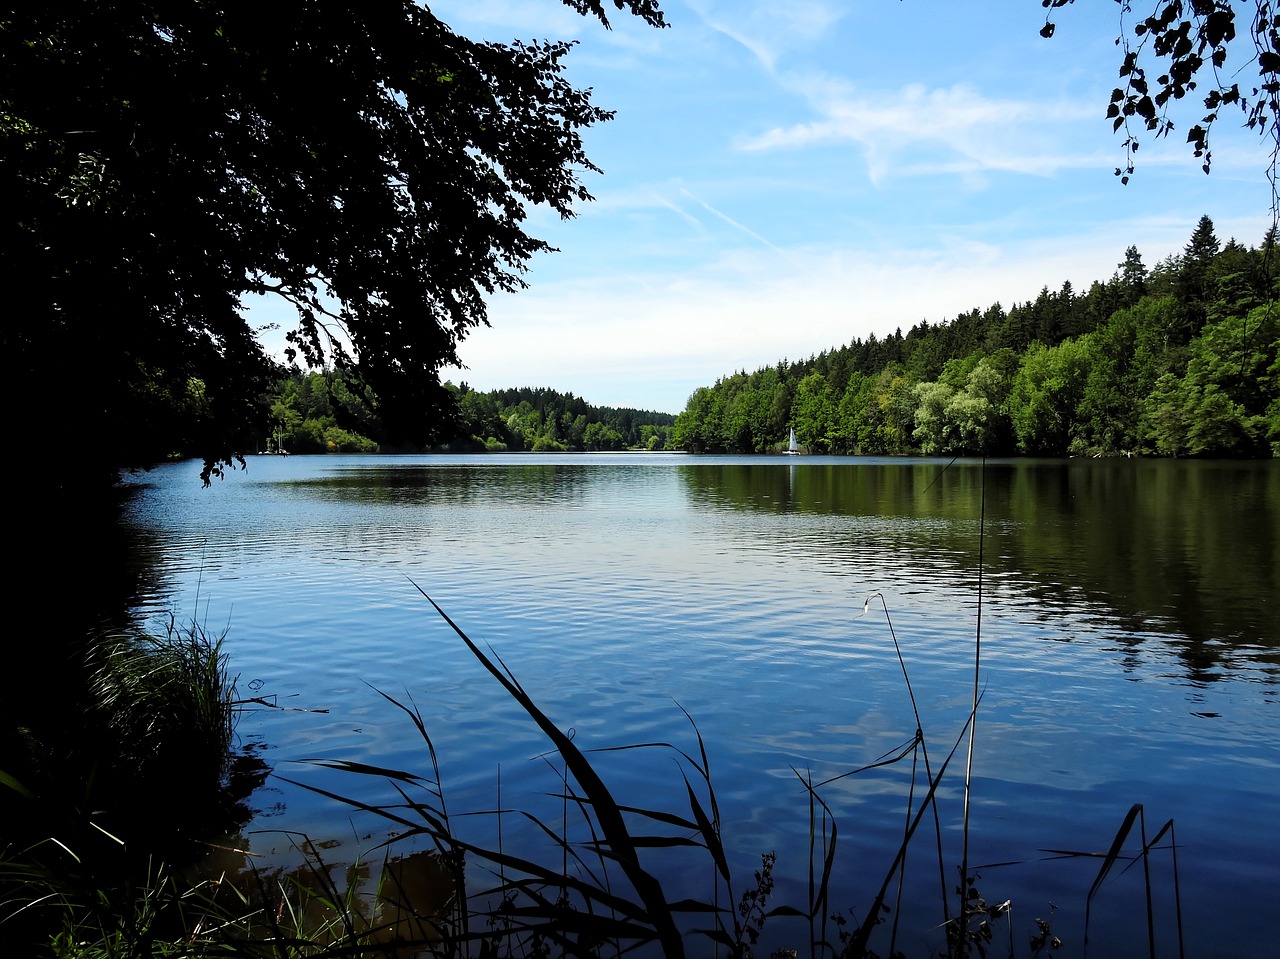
267, 372, 381, 453
673, 216, 1280, 458
448, 385, 675, 452
265, 376, 674, 453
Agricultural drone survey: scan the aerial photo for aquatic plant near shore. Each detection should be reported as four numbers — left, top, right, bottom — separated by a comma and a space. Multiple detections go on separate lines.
0, 616, 254, 953
1, 593, 1185, 958
88, 618, 237, 803
264, 581, 1176, 959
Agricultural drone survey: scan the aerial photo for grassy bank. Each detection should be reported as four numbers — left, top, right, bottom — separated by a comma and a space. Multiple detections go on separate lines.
0, 618, 268, 955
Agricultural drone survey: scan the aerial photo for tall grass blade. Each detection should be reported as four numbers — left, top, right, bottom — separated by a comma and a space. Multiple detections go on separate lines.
0, 770, 34, 801
680, 776, 730, 885
1139, 804, 1154, 959
888, 743, 922, 959
412, 582, 686, 958
958, 455, 988, 956
849, 706, 975, 959
1127, 817, 1183, 959
1167, 820, 1184, 959
794, 771, 838, 948
867, 591, 951, 934
1084, 802, 1143, 957
367, 684, 472, 947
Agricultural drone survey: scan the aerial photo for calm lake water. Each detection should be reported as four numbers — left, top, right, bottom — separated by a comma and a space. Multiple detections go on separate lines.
118, 453, 1278, 958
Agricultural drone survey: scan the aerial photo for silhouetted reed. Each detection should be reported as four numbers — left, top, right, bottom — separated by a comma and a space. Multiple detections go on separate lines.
248, 581, 1181, 959
3, 482, 1188, 958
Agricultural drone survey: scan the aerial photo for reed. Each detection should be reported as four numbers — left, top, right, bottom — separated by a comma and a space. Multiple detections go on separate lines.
1038, 803, 1184, 959
250, 582, 1177, 959
0, 616, 245, 956
4, 482, 1186, 958
4, 589, 1185, 959
87, 616, 237, 797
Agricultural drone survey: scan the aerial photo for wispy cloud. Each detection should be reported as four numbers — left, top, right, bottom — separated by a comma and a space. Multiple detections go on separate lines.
742, 77, 1097, 184
684, 0, 845, 72
449, 212, 1266, 413
679, 188, 783, 251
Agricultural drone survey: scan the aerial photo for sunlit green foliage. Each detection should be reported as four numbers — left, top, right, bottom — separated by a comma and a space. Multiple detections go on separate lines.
1142, 306, 1280, 456
270, 370, 381, 453
792, 372, 839, 452
449, 384, 673, 452
260, 375, 674, 453
1009, 339, 1090, 456
675, 218, 1280, 459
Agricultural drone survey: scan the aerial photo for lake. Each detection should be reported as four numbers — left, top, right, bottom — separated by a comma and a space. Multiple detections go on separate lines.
116, 453, 1278, 958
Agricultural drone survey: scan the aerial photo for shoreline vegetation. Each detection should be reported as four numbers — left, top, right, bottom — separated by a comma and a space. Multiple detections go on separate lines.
264, 380, 678, 457
0, 619, 267, 954
676, 217, 1278, 460
2, 572, 1185, 959
254, 217, 1279, 464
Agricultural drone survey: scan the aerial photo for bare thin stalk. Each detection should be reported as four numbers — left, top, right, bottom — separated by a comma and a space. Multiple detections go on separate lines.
1170, 820, 1185, 959
959, 455, 988, 953
1140, 808, 1155, 959
888, 745, 922, 958
867, 591, 951, 930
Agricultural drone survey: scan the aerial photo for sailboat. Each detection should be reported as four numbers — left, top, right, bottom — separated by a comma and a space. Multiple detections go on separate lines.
784, 427, 800, 455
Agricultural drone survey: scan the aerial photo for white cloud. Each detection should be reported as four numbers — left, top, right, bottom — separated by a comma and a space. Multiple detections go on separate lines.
684, 0, 845, 72
449, 213, 1267, 414
242, 0, 1276, 419
741, 78, 1099, 184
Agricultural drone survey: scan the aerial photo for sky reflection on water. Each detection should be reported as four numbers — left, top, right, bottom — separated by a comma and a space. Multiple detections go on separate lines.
120, 453, 1278, 959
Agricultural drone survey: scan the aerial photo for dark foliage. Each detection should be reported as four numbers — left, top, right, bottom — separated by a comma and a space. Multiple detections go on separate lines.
1043, 0, 1280, 183
2, 0, 664, 484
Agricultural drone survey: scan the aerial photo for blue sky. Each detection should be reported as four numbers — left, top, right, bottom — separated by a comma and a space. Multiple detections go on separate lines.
374, 2, 1276, 414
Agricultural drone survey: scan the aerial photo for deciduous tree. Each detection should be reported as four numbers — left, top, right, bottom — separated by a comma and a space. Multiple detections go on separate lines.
1009, 339, 1090, 456
3, 0, 665, 483
1043, 0, 1280, 183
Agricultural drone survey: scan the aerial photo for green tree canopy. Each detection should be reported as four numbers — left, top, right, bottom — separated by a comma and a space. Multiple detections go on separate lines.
670, 218, 1276, 460
3, 0, 664, 483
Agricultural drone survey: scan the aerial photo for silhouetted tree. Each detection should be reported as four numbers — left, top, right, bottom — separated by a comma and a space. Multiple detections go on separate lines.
3, 0, 665, 483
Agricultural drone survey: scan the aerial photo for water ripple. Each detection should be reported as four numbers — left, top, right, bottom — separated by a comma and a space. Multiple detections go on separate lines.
118, 454, 1279, 959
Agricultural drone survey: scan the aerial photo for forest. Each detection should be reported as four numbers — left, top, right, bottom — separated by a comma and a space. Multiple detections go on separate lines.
672, 216, 1280, 458
269, 215, 1276, 461
267, 377, 675, 454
